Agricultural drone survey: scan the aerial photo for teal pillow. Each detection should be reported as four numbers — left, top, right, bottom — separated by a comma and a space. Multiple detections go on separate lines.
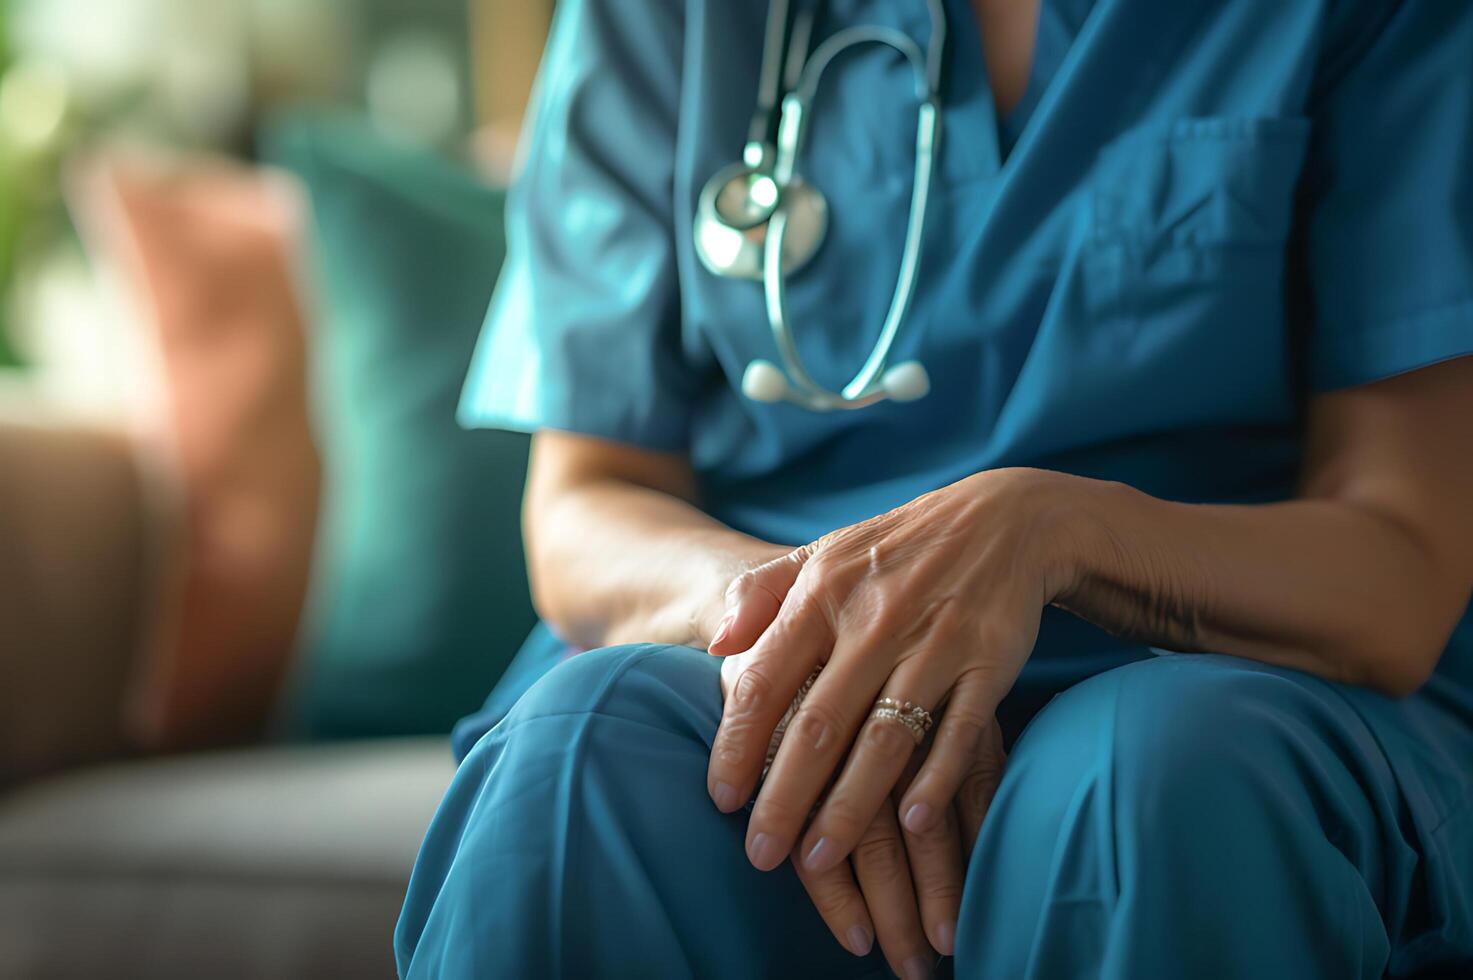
263, 112, 535, 738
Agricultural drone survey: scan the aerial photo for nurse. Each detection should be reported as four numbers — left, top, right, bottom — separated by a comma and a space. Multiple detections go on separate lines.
398, 0, 1473, 977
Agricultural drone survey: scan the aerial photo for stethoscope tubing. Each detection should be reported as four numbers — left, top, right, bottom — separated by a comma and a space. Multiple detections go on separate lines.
697, 0, 948, 410
765, 19, 943, 403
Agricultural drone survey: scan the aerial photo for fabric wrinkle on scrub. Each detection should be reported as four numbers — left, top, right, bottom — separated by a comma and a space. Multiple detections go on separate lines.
396, 644, 1473, 978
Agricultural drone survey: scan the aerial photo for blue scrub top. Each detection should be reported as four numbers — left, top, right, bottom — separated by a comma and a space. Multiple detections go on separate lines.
461, 0, 1473, 676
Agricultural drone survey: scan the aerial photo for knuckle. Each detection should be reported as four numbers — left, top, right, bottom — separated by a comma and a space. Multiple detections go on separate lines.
752, 791, 811, 829
852, 836, 908, 883
711, 718, 764, 771
789, 699, 847, 754
800, 870, 859, 911
712, 733, 748, 769
967, 734, 1007, 781
861, 717, 917, 758
798, 576, 839, 616
917, 877, 963, 905
801, 549, 836, 583
939, 709, 990, 756
977, 744, 1007, 779
816, 794, 869, 839
800, 551, 852, 601
729, 667, 773, 713
724, 571, 755, 604
959, 770, 1000, 815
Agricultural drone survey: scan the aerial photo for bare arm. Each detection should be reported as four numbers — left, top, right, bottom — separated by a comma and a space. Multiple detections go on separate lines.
1058, 356, 1473, 695
523, 430, 786, 650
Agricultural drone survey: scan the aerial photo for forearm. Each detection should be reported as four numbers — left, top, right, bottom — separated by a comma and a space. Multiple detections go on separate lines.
1051, 476, 1470, 695
529, 475, 782, 650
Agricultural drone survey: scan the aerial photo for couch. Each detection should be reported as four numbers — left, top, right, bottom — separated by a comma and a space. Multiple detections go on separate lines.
0, 110, 540, 978
0, 414, 458, 980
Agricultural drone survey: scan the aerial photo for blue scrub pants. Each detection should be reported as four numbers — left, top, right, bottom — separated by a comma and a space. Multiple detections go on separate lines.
395, 643, 1473, 978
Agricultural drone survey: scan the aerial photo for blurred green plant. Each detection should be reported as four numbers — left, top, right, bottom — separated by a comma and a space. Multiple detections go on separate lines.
0, 0, 476, 370
0, 7, 18, 367
0, 2, 117, 370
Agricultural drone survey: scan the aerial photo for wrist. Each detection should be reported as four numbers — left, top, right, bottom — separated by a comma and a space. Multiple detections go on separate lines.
687, 537, 791, 647
973, 467, 1122, 605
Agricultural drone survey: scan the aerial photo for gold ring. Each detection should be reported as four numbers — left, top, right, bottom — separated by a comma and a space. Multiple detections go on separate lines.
869, 697, 934, 745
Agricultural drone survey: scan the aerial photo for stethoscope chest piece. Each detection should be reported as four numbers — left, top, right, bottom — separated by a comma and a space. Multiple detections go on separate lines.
695, 163, 828, 281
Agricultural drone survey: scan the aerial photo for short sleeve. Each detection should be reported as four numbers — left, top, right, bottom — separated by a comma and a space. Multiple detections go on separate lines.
457, 0, 694, 449
1304, 2, 1473, 391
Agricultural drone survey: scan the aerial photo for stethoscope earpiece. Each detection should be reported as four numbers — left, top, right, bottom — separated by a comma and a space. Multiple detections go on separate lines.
741, 358, 930, 408
741, 359, 791, 403
697, 0, 947, 413
881, 361, 931, 403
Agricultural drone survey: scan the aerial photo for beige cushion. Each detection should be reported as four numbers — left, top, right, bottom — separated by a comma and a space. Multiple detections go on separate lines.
0, 738, 455, 980
0, 421, 155, 784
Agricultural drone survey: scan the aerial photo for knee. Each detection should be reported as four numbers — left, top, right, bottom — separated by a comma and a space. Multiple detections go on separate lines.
505, 641, 722, 740
960, 657, 1385, 976
1009, 654, 1344, 863
1110, 656, 1331, 824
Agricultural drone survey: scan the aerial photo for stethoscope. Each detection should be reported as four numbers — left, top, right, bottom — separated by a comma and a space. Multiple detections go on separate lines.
694, 0, 947, 411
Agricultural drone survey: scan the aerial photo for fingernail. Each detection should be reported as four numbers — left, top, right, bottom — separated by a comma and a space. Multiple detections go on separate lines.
936, 919, 956, 956
903, 955, 934, 980
712, 781, 740, 812
710, 613, 734, 648
903, 802, 934, 834
846, 925, 873, 957
748, 832, 784, 871
803, 836, 839, 872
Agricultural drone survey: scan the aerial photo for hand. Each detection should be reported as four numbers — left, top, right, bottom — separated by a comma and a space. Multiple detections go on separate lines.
795, 723, 1007, 973
719, 659, 1008, 971
705, 469, 1070, 879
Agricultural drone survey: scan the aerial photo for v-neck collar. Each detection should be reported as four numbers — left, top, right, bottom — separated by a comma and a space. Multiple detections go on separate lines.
947, 0, 1097, 175
998, 3, 1074, 159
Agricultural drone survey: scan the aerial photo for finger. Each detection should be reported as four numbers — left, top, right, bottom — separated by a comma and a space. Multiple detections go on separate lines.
799, 652, 957, 876
707, 594, 830, 821
897, 670, 1005, 839
790, 843, 876, 959
900, 788, 965, 957
853, 803, 936, 980
953, 718, 1007, 853
708, 550, 809, 656
747, 634, 895, 872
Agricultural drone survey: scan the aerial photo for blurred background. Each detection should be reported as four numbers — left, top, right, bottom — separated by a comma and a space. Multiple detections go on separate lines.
0, 0, 543, 397
0, 1, 552, 976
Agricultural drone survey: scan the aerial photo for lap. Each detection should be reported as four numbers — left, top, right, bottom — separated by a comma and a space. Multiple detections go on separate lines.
400, 644, 1473, 978
398, 644, 891, 979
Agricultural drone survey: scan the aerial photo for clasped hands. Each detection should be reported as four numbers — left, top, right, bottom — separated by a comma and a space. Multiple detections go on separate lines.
707, 469, 1072, 976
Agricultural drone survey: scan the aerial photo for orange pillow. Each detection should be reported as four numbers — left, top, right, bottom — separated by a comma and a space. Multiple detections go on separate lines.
70, 154, 320, 750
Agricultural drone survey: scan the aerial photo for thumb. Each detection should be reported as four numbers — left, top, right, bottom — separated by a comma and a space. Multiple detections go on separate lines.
707, 547, 810, 656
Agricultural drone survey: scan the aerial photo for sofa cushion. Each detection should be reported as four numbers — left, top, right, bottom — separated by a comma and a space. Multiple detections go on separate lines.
0, 420, 154, 785
262, 112, 537, 739
0, 739, 454, 979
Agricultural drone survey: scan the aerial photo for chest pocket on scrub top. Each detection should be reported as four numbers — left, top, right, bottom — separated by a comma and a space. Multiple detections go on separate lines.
1083, 116, 1312, 349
